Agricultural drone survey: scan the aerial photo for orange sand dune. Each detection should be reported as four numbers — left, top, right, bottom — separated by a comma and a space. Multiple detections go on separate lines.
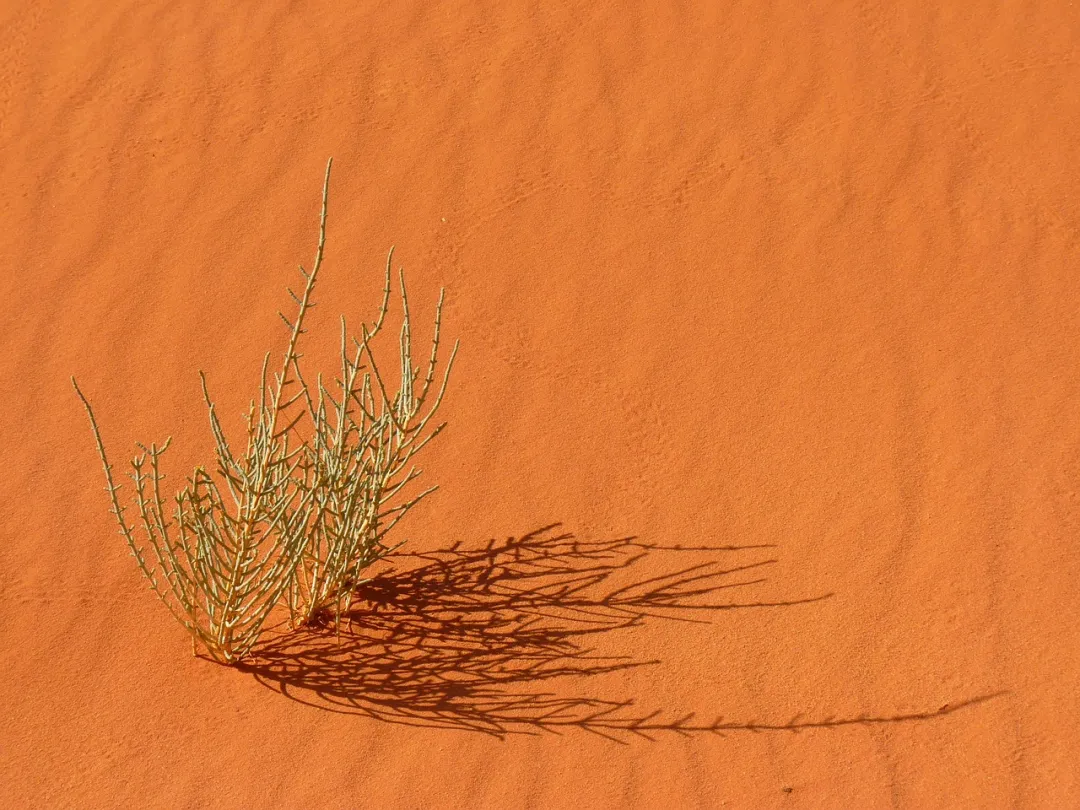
2, 1, 1078, 807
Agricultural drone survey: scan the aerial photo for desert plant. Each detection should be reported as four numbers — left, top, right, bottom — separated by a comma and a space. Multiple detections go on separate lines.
73, 158, 457, 663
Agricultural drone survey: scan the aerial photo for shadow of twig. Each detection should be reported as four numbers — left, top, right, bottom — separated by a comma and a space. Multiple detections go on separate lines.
238, 523, 1002, 740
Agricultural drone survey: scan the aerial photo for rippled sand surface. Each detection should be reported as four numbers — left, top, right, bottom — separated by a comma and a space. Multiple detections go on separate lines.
2, 2, 1078, 807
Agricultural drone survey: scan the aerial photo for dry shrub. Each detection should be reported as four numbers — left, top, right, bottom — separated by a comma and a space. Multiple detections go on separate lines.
73, 159, 457, 664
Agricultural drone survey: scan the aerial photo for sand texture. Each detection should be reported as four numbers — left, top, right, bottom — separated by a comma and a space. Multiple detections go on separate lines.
2, 1, 1078, 807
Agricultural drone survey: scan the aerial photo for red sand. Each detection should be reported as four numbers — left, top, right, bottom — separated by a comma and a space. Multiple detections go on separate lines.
2, 2, 1078, 807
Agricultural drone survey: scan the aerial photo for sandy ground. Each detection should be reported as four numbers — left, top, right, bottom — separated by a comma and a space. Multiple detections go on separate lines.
2, 1, 1078, 807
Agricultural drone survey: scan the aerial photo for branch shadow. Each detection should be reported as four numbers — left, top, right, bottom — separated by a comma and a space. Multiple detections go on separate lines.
238, 523, 1004, 740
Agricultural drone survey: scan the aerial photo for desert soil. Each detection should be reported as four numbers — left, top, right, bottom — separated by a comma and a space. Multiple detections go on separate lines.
2, 1, 1078, 808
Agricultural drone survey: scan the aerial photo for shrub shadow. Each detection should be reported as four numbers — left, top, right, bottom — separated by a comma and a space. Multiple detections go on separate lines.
239, 523, 1002, 740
